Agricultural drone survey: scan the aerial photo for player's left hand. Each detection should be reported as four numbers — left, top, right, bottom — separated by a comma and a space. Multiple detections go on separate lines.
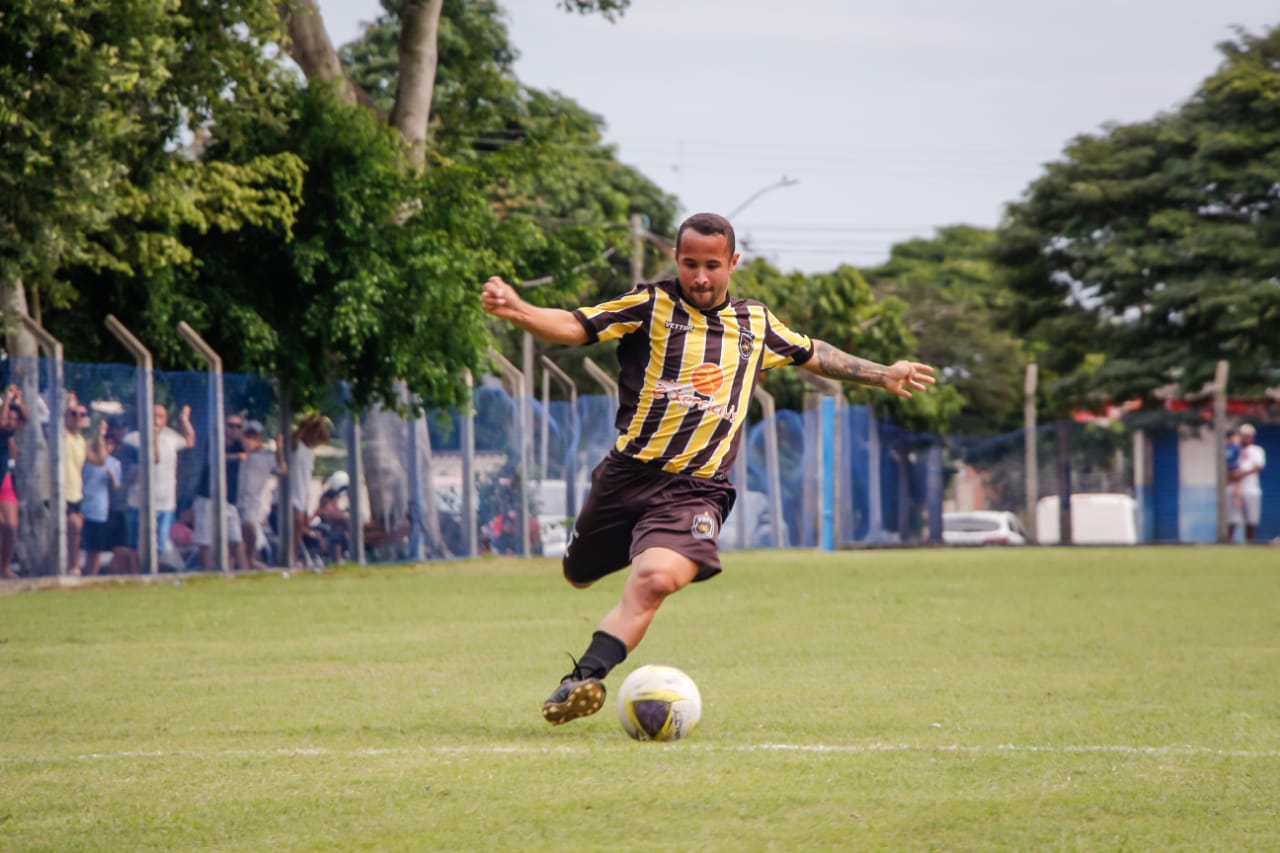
883, 361, 936, 399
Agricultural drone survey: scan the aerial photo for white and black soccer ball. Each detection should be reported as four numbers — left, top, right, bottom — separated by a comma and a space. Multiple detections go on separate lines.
616, 664, 702, 742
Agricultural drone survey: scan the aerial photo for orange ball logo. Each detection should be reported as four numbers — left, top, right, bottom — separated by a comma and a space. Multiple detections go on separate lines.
690, 363, 724, 395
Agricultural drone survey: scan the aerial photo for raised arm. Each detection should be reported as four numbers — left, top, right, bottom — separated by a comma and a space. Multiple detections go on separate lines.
481, 277, 589, 346
85, 417, 110, 466
176, 404, 196, 448
802, 340, 936, 399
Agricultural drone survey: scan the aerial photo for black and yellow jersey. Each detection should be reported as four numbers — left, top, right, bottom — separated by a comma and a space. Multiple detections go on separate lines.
573, 279, 813, 480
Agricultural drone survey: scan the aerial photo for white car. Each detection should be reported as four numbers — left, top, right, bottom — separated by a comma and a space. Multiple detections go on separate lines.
942, 511, 1029, 546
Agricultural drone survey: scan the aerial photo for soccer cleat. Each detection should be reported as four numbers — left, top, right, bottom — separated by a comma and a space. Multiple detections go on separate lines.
542, 660, 607, 725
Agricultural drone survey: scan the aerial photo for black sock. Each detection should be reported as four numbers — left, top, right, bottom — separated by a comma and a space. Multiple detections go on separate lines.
576, 630, 627, 680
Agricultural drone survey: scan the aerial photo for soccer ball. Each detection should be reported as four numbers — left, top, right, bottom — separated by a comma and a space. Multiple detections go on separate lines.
616, 664, 702, 742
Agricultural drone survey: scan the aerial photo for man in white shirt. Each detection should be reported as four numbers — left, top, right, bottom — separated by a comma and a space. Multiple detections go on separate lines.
237, 420, 284, 568
124, 404, 195, 553
1229, 423, 1266, 543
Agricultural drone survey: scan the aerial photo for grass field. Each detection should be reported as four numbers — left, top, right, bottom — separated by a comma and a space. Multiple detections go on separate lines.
2, 547, 1278, 851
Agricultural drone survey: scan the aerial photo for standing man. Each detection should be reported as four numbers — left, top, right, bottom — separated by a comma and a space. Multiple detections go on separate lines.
125, 404, 195, 553
481, 212, 935, 725
1229, 423, 1266, 543
193, 412, 247, 571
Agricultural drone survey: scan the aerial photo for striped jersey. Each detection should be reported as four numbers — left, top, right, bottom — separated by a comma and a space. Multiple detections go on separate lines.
573, 279, 814, 480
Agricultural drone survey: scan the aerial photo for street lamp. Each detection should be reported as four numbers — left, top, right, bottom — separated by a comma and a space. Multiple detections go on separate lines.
651, 176, 799, 276
728, 175, 798, 219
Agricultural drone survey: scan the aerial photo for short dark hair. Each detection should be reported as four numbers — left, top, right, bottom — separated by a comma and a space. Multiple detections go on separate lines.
676, 212, 735, 256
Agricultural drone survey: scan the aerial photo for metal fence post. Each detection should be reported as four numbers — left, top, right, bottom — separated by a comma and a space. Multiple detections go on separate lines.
18, 316, 66, 575
460, 370, 477, 558
541, 356, 578, 517
488, 348, 530, 558
1214, 360, 1229, 543
1024, 363, 1038, 541
348, 412, 365, 565
752, 387, 786, 547
176, 322, 227, 572
104, 315, 156, 575
800, 373, 843, 548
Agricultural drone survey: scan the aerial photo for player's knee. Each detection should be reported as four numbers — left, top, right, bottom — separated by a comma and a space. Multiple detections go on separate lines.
632, 563, 685, 599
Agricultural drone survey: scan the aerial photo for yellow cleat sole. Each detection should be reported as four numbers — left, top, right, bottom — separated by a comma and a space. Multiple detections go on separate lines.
542, 680, 607, 725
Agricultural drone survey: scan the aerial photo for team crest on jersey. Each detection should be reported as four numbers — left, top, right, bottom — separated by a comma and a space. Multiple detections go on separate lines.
738, 330, 755, 360
690, 512, 717, 540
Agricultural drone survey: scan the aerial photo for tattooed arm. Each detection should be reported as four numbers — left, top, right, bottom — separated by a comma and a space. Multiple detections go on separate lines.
802, 340, 936, 399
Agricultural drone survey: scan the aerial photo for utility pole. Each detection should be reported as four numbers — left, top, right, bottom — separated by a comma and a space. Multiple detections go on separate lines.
631, 213, 645, 284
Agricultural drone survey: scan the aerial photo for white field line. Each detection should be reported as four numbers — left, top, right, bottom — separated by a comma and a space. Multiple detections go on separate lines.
3, 742, 1279, 764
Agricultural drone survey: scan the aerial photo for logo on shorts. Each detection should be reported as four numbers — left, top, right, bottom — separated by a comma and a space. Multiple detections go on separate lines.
691, 512, 716, 540
738, 330, 755, 360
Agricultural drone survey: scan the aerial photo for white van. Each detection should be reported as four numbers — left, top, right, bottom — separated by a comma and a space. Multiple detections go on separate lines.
1035, 493, 1138, 544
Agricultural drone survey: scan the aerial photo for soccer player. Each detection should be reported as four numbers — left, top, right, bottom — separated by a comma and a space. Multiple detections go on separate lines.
481, 212, 936, 725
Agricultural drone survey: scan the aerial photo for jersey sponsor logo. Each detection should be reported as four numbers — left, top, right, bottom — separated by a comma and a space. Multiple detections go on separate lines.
738, 329, 755, 360
665, 320, 694, 332
689, 363, 724, 395
691, 511, 716, 540
652, 368, 736, 423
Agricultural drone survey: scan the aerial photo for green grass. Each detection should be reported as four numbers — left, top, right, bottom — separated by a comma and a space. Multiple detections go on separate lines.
1, 547, 1278, 851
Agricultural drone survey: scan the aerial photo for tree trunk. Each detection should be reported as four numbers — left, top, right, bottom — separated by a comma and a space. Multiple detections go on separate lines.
389, 0, 444, 169
413, 416, 452, 559
360, 404, 409, 552
2, 278, 56, 576
277, 0, 379, 111
280, 0, 446, 555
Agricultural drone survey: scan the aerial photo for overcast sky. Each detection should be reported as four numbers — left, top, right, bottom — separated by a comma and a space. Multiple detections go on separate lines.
317, 1, 1277, 273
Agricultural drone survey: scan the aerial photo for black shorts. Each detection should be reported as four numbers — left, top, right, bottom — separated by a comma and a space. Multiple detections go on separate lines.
83, 511, 128, 552
562, 451, 736, 585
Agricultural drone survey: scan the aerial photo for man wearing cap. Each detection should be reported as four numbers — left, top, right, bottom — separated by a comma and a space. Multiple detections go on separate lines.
1228, 423, 1266, 543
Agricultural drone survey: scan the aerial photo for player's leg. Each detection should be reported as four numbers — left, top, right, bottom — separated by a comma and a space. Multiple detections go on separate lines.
1243, 493, 1261, 542
598, 547, 699, 651
542, 549, 700, 725
543, 471, 730, 726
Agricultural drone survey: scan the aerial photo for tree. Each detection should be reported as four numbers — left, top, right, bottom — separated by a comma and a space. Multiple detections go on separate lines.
730, 258, 963, 434
272, 0, 666, 552
0, 0, 304, 574
997, 25, 1280, 408
864, 226, 1027, 435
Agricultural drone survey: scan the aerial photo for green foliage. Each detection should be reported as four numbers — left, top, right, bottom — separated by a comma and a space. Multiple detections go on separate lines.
339, 0, 676, 395
182, 85, 504, 414
556, 0, 631, 22
865, 226, 1026, 434
341, 0, 676, 299
0, 0, 298, 307
997, 25, 1280, 411
732, 258, 961, 432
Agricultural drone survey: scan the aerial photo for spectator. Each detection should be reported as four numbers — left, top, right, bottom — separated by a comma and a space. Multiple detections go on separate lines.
0, 384, 29, 579
63, 395, 106, 575
289, 413, 331, 564
1225, 427, 1242, 520
125, 403, 195, 554
106, 415, 139, 572
237, 420, 284, 569
162, 500, 198, 571
81, 419, 128, 576
1229, 423, 1267, 543
310, 470, 351, 562
193, 412, 247, 571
